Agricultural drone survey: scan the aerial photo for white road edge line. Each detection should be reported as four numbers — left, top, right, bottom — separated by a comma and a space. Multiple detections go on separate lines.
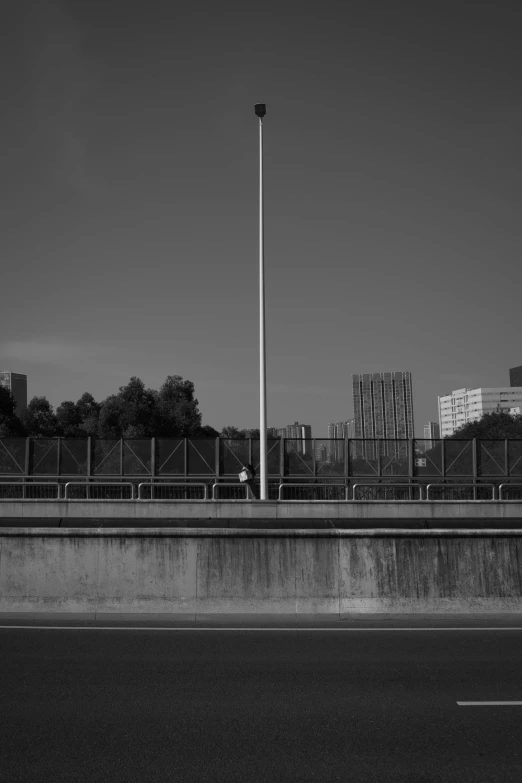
457, 702, 522, 706
2, 626, 522, 632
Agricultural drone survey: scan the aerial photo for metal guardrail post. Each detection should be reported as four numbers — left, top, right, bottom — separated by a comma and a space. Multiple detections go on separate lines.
87, 438, 92, 494
215, 437, 220, 480
24, 438, 30, 479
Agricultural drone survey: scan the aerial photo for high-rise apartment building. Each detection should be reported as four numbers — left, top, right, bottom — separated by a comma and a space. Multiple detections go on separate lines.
423, 421, 440, 450
0, 371, 27, 413
327, 419, 355, 462
352, 372, 414, 459
438, 387, 522, 437
276, 422, 312, 454
510, 366, 522, 387
352, 372, 414, 439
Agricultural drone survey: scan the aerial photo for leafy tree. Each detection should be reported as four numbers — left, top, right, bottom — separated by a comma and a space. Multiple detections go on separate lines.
195, 425, 220, 437
0, 386, 26, 436
220, 427, 262, 438
221, 426, 246, 439
76, 392, 101, 436
18, 397, 58, 437
56, 401, 83, 437
96, 378, 157, 438
449, 411, 522, 440
116, 377, 157, 437
94, 395, 122, 438
154, 375, 202, 436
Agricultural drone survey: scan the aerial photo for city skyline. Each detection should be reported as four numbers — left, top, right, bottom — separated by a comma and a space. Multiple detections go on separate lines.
1, 2, 521, 438
3, 363, 522, 438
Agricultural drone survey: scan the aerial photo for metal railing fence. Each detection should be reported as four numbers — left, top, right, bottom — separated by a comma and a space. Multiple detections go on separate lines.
351, 484, 423, 501
64, 482, 135, 500
2, 476, 522, 502
211, 483, 251, 501
498, 484, 522, 501
0, 482, 61, 500
137, 482, 208, 500
278, 484, 347, 501
425, 483, 495, 501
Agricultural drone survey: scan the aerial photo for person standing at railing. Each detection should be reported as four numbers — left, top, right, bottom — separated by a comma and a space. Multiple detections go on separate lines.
239, 463, 258, 500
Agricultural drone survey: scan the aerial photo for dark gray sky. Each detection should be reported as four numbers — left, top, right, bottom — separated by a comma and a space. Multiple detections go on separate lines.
1, 0, 521, 436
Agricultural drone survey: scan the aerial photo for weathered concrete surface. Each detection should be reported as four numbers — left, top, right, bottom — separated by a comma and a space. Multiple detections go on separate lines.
2, 500, 522, 522
339, 536, 522, 613
1, 529, 522, 615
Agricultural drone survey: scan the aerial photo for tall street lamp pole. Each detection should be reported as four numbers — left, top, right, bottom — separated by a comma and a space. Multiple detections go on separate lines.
255, 103, 268, 500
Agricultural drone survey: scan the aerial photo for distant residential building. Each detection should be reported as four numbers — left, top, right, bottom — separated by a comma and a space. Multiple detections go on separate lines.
0, 371, 27, 413
352, 372, 414, 459
423, 421, 440, 450
438, 387, 522, 437
314, 444, 327, 464
277, 422, 312, 454
327, 419, 355, 462
510, 366, 522, 387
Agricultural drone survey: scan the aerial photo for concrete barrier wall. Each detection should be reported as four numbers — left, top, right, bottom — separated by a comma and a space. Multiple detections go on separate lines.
1, 529, 522, 615
2, 500, 522, 521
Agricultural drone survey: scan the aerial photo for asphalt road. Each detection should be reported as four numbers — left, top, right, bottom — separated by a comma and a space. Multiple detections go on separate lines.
1, 620, 522, 782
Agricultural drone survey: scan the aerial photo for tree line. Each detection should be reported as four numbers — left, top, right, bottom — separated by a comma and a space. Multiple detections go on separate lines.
0, 375, 222, 439
2, 373, 522, 442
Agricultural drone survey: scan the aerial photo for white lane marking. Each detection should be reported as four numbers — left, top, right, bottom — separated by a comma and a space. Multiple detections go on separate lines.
2, 626, 522, 632
458, 702, 522, 706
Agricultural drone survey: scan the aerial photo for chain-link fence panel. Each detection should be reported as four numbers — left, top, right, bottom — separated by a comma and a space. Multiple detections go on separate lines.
30, 439, 59, 475
221, 439, 250, 476
477, 440, 506, 476
187, 438, 216, 475
380, 440, 409, 475
0, 438, 26, 475
444, 440, 473, 476
252, 438, 281, 476
508, 441, 522, 477
156, 439, 185, 475
285, 439, 314, 476
123, 439, 152, 475
349, 440, 379, 476
59, 439, 88, 476
92, 440, 122, 476
315, 439, 345, 477
413, 440, 443, 478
